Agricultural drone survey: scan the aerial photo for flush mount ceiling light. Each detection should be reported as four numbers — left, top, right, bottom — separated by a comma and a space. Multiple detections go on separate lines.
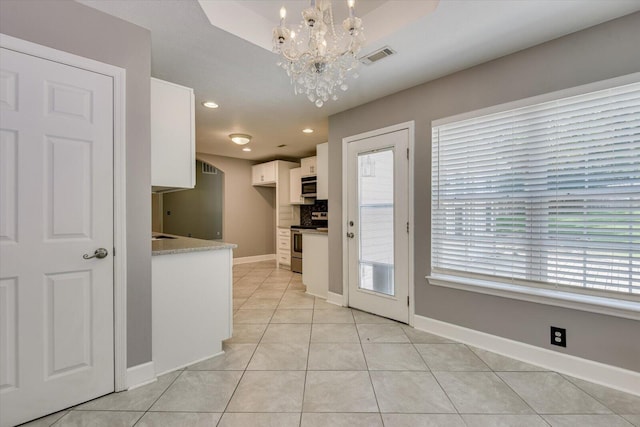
202, 101, 219, 108
229, 133, 251, 145
302, 128, 314, 133
272, 0, 365, 108
242, 147, 252, 152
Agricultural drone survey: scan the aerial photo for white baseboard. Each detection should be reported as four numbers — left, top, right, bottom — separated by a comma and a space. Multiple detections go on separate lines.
154, 350, 225, 378
126, 361, 156, 390
327, 291, 344, 307
305, 290, 328, 299
233, 254, 276, 265
413, 315, 640, 396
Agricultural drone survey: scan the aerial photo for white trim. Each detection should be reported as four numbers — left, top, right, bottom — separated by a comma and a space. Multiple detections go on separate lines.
413, 315, 640, 396
427, 274, 640, 321
154, 350, 224, 378
0, 35, 129, 392
233, 253, 276, 265
305, 290, 327, 299
126, 362, 156, 390
432, 72, 640, 127
341, 121, 415, 324
327, 291, 344, 307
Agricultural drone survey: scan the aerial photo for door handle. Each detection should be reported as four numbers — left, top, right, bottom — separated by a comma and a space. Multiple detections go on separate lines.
346, 232, 354, 239
83, 248, 109, 260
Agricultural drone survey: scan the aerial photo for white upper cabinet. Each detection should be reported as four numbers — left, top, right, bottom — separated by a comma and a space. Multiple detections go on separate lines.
252, 161, 277, 186
316, 143, 328, 200
289, 168, 314, 205
151, 78, 195, 192
301, 156, 317, 177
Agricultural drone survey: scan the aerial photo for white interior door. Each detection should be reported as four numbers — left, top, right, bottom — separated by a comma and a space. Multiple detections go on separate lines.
347, 129, 409, 323
0, 47, 114, 427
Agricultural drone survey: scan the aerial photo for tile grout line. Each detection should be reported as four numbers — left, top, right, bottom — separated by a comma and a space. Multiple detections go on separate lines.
298, 289, 315, 427
355, 315, 385, 425
217, 263, 275, 426
408, 329, 465, 423
130, 368, 185, 427
559, 374, 623, 416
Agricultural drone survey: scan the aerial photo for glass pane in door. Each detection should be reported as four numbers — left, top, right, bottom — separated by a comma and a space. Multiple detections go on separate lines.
358, 148, 395, 296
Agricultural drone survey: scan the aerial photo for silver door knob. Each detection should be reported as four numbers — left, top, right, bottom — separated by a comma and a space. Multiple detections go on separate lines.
83, 248, 109, 260
346, 232, 354, 238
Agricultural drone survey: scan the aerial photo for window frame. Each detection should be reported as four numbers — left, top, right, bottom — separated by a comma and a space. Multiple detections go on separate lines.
427, 73, 640, 321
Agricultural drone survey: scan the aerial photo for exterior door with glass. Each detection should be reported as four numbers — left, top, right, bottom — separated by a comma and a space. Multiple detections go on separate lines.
346, 128, 409, 323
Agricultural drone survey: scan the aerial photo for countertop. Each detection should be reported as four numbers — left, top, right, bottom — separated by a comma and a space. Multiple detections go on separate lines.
152, 232, 237, 256
300, 229, 328, 235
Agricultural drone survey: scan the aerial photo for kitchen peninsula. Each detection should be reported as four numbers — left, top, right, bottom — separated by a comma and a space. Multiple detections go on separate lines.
152, 233, 236, 375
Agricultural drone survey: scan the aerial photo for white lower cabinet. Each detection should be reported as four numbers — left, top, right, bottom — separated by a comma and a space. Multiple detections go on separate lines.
302, 233, 328, 298
152, 248, 232, 375
277, 228, 291, 268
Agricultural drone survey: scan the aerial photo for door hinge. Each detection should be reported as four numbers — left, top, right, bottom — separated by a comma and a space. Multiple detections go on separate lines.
113, 247, 116, 257
407, 295, 410, 306
407, 148, 409, 159
406, 222, 409, 233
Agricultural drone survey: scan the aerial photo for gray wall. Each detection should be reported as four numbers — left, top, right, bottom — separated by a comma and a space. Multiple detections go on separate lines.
162, 161, 224, 240
197, 154, 276, 258
0, 0, 153, 367
329, 12, 640, 372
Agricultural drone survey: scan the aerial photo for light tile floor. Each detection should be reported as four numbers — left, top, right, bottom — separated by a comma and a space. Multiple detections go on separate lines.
22, 260, 640, 427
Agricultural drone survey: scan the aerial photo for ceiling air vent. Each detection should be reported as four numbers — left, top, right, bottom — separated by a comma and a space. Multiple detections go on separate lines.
202, 163, 217, 174
278, 144, 287, 148
360, 47, 396, 65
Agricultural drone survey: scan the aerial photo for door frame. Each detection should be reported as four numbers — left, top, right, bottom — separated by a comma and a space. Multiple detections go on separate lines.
341, 121, 415, 325
0, 34, 129, 392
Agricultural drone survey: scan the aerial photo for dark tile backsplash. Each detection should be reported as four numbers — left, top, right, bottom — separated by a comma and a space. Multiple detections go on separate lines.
300, 199, 328, 227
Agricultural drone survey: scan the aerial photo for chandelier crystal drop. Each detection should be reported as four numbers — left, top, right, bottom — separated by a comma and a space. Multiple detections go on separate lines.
272, 0, 365, 107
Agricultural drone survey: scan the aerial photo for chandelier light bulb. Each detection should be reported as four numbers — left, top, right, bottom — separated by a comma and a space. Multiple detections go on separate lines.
272, 0, 364, 107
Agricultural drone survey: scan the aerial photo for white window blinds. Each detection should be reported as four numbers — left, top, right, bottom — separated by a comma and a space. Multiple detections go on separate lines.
431, 81, 640, 296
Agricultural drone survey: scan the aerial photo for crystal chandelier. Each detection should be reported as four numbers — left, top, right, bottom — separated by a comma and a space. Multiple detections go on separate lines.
272, 0, 365, 107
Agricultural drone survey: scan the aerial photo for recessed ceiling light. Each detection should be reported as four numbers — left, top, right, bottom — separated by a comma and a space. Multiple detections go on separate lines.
242, 147, 252, 152
202, 101, 219, 109
302, 128, 314, 134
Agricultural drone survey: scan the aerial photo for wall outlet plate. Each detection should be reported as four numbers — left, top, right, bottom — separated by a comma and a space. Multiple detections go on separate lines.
550, 326, 567, 347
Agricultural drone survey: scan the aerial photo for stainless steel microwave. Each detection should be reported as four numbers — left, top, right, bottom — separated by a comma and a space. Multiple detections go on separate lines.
301, 176, 317, 197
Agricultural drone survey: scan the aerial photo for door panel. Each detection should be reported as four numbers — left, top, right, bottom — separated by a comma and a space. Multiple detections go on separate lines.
347, 129, 409, 323
47, 136, 93, 239
0, 129, 17, 243
45, 271, 92, 378
0, 47, 114, 427
0, 277, 17, 392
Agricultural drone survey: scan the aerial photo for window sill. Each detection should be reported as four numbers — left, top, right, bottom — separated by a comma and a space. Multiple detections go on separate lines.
426, 274, 640, 321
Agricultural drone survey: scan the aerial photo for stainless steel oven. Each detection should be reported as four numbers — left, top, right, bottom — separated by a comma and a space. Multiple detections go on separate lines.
301, 176, 317, 197
291, 229, 303, 273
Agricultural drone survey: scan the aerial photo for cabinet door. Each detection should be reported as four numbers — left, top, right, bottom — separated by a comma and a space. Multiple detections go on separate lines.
316, 143, 328, 200
262, 161, 277, 183
251, 164, 263, 185
151, 78, 195, 190
252, 161, 277, 186
289, 168, 302, 203
301, 156, 317, 176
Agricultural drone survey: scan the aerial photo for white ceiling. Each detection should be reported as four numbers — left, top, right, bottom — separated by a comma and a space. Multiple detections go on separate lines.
79, 0, 640, 162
